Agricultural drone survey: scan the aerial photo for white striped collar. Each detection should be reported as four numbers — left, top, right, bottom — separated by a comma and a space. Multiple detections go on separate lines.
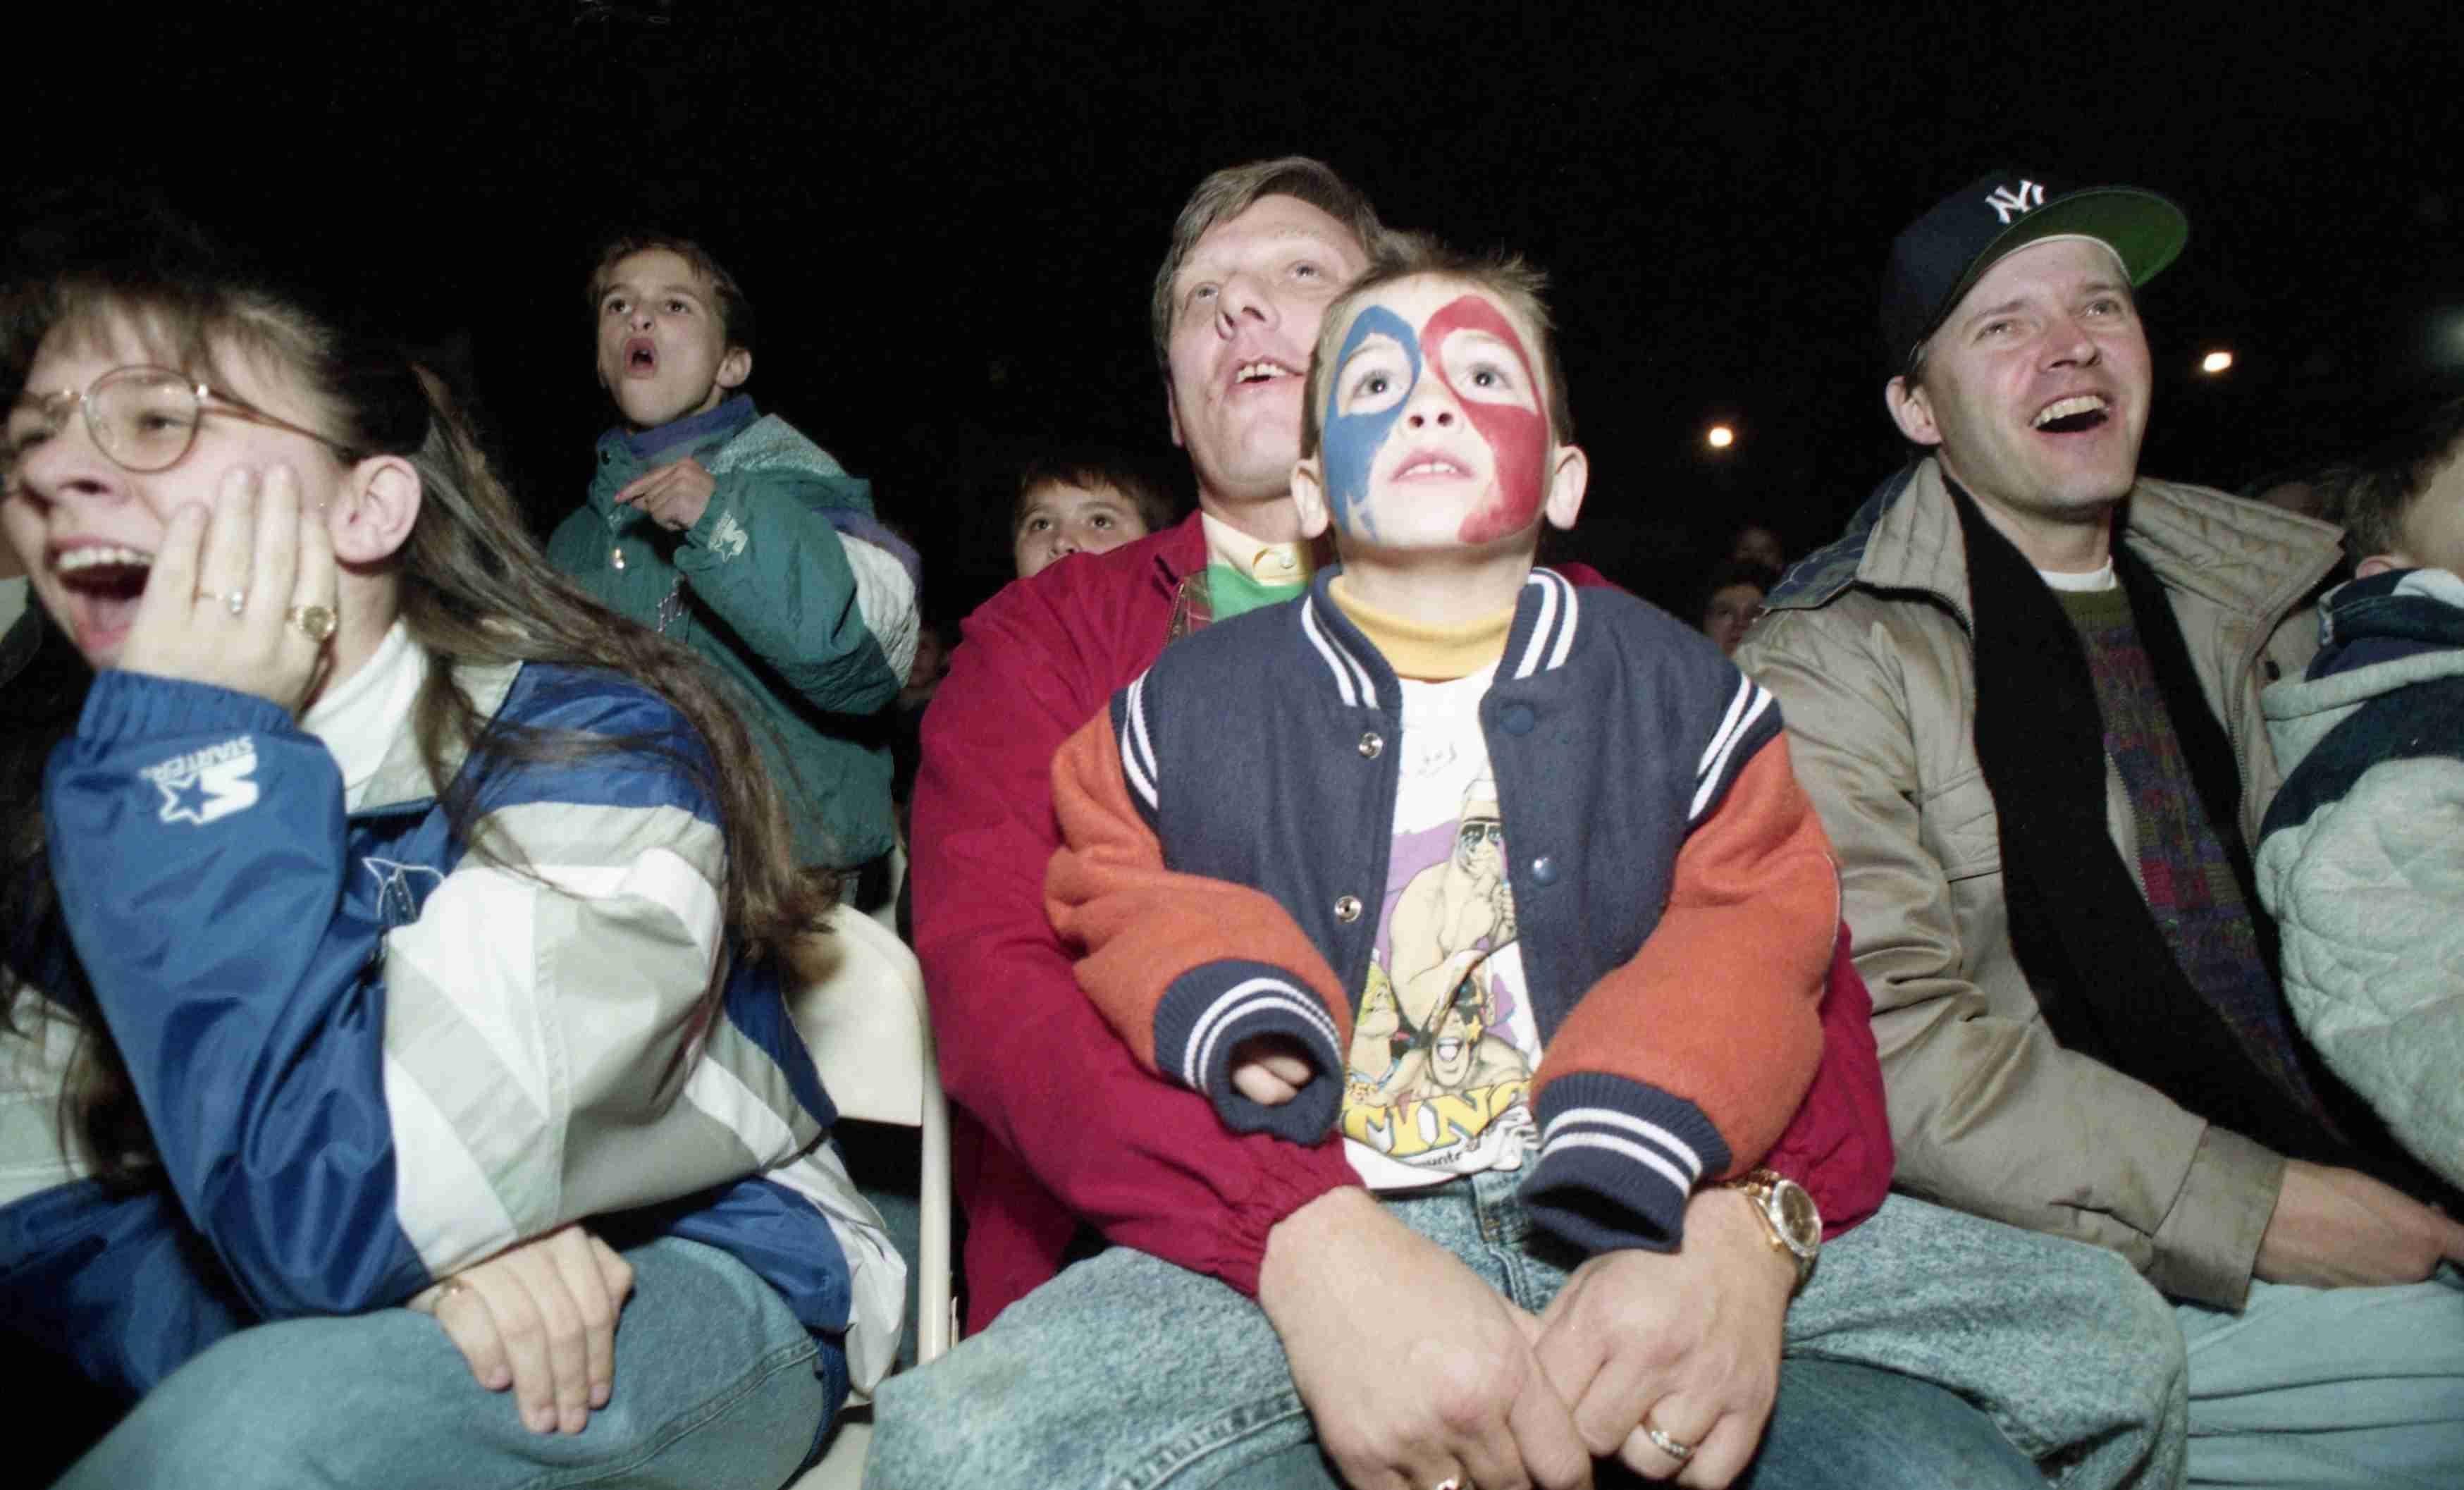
1507, 569, 1581, 682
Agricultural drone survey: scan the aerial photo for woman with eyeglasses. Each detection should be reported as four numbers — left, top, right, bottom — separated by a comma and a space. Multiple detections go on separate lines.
0, 261, 901, 1488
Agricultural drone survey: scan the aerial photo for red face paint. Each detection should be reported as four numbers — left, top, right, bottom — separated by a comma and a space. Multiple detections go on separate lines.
1420, 294, 1548, 545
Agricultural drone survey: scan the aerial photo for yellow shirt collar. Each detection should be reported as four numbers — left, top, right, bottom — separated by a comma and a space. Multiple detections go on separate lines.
1200, 510, 1319, 586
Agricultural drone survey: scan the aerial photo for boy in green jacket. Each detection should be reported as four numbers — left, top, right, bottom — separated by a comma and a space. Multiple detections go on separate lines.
548, 235, 920, 904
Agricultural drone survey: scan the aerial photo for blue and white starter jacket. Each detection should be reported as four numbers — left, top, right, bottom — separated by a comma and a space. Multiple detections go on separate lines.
0, 653, 902, 1403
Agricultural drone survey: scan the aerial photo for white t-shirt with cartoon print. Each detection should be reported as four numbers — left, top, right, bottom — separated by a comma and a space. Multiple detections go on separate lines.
1340, 661, 1546, 1190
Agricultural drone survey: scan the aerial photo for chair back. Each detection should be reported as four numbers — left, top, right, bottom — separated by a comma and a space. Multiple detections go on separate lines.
784, 906, 955, 1362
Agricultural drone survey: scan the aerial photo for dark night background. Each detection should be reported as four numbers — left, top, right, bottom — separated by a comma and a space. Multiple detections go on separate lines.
20, 1, 2464, 624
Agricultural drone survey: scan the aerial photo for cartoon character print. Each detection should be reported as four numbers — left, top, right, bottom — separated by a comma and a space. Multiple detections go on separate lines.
1343, 772, 1538, 1175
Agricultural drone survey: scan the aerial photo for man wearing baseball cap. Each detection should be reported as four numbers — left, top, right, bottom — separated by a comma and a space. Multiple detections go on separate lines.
1738, 171, 2464, 1484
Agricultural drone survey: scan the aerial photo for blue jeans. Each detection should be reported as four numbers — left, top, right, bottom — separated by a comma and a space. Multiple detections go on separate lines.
2178, 1266, 2464, 1488
867, 1181, 2186, 1489
56, 1237, 842, 1490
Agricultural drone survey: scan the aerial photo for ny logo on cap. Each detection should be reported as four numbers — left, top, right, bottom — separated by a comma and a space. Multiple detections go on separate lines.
1984, 181, 2045, 225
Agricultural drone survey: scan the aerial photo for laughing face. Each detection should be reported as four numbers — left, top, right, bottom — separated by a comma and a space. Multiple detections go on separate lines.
593, 248, 751, 431
1164, 195, 1367, 516
1310, 276, 1569, 555
3, 310, 353, 667
1888, 237, 2152, 569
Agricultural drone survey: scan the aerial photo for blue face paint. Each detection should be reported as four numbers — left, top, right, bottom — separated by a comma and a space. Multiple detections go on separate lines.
1320, 304, 1420, 541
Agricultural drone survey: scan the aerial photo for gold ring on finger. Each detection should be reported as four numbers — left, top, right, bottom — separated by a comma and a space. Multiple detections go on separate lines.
1643, 1417, 1696, 1463
286, 603, 338, 643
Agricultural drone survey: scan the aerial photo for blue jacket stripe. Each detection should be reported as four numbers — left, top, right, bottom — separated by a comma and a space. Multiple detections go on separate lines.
1539, 1107, 1706, 1192
1300, 598, 1376, 708
1512, 570, 1567, 679
1544, 572, 1579, 673
1183, 977, 1341, 1089
1119, 674, 1161, 815
1690, 679, 1775, 822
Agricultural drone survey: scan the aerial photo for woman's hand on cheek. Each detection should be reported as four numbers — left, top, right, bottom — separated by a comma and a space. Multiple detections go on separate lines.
121, 464, 340, 714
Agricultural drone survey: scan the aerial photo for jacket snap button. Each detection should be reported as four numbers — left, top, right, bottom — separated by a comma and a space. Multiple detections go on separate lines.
1359, 731, 1384, 758
1333, 895, 1363, 923
610, 548, 627, 570
1529, 856, 1558, 885
1503, 704, 1535, 735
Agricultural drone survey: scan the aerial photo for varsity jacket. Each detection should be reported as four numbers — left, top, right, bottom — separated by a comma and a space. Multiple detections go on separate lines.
0, 658, 903, 1403
1048, 569, 1834, 1255
2257, 567, 2464, 1190
913, 512, 1892, 1325
546, 395, 920, 870
1737, 455, 2340, 1307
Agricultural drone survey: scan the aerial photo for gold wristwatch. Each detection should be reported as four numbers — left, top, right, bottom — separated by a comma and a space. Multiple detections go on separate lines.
1725, 1169, 1821, 1290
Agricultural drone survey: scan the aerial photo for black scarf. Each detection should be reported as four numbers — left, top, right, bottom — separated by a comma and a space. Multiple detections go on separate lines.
1952, 484, 2444, 1191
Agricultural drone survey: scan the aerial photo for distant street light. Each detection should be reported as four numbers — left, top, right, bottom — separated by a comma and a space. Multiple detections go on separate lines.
1706, 424, 1735, 450
2200, 350, 2234, 375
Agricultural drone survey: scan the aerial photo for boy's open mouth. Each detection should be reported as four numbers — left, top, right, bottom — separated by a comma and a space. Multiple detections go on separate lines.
625, 335, 658, 374
2032, 393, 2110, 435
1394, 455, 1469, 480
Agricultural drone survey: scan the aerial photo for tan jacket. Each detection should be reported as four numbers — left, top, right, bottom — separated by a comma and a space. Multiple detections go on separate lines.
1736, 457, 2341, 1307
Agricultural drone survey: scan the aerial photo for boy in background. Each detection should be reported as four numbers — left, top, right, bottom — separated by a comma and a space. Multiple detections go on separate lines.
1010, 448, 1178, 580
548, 235, 919, 906
2259, 396, 2464, 1190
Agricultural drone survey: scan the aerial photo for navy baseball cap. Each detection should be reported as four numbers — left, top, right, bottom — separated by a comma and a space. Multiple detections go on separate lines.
1881, 170, 2188, 372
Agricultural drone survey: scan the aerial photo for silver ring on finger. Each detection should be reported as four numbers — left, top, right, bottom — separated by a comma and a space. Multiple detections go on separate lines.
1429, 1478, 1465, 1490
285, 603, 338, 643
1643, 1417, 1697, 1464
198, 588, 248, 617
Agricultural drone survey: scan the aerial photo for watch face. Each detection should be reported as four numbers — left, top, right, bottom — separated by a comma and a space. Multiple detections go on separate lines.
1773, 1182, 1821, 1251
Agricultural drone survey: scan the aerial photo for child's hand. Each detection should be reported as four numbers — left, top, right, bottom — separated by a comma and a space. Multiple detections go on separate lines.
1230, 1034, 1315, 1107
615, 457, 718, 532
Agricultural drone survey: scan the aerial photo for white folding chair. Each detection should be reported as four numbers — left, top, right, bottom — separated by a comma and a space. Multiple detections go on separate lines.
783, 904, 955, 1489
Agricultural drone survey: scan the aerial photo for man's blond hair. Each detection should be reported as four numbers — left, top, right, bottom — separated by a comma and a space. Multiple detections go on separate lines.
1150, 157, 1388, 372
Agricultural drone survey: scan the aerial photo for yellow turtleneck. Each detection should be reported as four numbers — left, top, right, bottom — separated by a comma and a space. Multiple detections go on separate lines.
1328, 575, 1515, 682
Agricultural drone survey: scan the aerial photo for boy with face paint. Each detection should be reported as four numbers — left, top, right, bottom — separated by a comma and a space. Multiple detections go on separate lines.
1039, 240, 1851, 1464
1054, 240, 1830, 1231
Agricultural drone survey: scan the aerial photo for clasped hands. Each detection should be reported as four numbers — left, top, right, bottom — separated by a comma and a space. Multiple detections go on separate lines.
1261, 1185, 1794, 1490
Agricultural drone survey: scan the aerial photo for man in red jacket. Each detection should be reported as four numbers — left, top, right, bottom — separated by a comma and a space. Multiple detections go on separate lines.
877, 159, 2183, 1490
